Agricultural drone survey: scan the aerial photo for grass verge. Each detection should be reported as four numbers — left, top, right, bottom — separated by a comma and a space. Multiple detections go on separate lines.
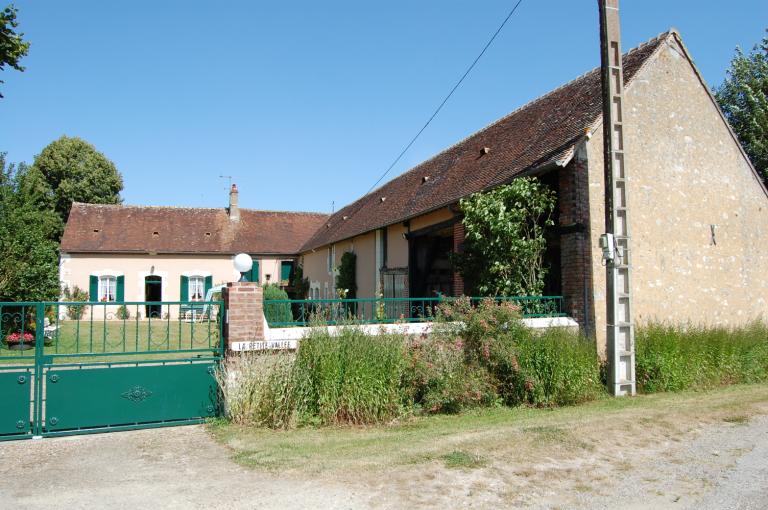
209, 383, 768, 476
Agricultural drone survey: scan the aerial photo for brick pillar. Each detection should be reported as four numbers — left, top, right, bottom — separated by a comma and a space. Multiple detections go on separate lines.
452, 221, 465, 296
558, 155, 595, 337
222, 282, 264, 350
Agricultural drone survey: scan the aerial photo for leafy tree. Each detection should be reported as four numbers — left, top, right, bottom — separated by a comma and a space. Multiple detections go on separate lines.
335, 251, 357, 299
715, 30, 768, 184
0, 4, 30, 98
0, 154, 60, 302
455, 177, 556, 296
29, 136, 123, 225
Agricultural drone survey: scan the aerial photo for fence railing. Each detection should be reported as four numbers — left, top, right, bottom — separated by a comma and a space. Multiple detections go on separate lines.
263, 295, 566, 328
0, 301, 223, 361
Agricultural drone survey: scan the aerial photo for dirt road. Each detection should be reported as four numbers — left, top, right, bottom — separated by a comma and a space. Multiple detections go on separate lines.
1, 407, 767, 509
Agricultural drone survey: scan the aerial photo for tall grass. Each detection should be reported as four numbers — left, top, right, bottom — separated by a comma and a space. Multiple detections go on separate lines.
636, 322, 768, 393
215, 351, 297, 429
293, 327, 407, 425
501, 327, 604, 406
218, 327, 408, 428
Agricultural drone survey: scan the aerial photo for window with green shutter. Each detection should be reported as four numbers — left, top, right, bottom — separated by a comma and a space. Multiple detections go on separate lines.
180, 275, 189, 302
89, 275, 98, 302
249, 259, 260, 283
280, 261, 293, 285
204, 275, 213, 297
116, 275, 125, 302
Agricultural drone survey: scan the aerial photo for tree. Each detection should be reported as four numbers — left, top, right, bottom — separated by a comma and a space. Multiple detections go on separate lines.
715, 30, 768, 184
455, 177, 556, 297
0, 153, 60, 302
29, 136, 123, 225
0, 4, 30, 98
335, 252, 357, 299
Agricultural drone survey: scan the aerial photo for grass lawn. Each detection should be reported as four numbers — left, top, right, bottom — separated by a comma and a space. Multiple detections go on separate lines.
209, 383, 768, 476
0, 319, 221, 365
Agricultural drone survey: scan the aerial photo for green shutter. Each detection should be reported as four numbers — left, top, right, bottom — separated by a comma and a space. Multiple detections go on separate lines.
116, 275, 125, 302
204, 275, 212, 297
180, 275, 189, 302
250, 259, 260, 283
89, 275, 98, 302
281, 261, 292, 283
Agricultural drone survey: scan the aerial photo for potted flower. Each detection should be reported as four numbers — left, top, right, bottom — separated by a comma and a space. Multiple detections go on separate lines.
4, 331, 35, 350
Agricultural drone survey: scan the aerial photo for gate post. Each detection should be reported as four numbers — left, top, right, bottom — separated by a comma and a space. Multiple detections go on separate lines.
222, 283, 264, 351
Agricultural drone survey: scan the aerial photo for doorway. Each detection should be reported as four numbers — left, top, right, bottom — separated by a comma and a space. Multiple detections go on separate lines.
144, 275, 162, 318
409, 225, 454, 299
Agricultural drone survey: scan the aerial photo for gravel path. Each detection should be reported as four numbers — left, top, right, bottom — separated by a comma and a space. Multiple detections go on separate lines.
0, 415, 766, 509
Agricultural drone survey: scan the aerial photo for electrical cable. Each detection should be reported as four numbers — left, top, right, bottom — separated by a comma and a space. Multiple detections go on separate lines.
363, 0, 526, 196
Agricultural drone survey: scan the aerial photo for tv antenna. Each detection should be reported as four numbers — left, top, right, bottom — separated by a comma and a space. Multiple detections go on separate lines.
219, 174, 233, 190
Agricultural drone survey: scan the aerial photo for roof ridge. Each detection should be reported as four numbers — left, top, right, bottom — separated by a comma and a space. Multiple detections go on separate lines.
374, 29, 676, 192
72, 202, 327, 216
308, 29, 674, 246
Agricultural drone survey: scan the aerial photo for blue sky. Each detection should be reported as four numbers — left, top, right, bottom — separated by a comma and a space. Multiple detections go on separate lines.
2, 1, 766, 213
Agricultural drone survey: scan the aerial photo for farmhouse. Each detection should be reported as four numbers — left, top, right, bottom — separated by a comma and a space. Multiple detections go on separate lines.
59, 30, 768, 354
59, 184, 328, 319
297, 30, 768, 352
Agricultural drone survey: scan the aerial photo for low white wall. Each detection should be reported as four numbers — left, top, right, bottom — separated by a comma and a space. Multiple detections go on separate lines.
229, 316, 579, 351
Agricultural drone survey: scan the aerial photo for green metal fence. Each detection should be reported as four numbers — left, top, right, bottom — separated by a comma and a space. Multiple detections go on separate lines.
0, 301, 223, 441
263, 295, 566, 327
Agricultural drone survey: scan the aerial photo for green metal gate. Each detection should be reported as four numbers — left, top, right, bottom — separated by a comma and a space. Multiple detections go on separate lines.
0, 301, 224, 440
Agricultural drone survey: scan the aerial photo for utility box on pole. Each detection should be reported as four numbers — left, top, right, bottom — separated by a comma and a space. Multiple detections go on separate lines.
598, 0, 636, 396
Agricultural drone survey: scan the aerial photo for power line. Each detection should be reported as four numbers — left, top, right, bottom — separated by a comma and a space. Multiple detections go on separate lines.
364, 0, 525, 195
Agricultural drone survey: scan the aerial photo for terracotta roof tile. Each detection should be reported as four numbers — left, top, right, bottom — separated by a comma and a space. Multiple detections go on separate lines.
301, 31, 672, 251
61, 203, 328, 255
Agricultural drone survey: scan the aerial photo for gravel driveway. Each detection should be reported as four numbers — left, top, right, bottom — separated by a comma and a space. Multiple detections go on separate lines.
1, 416, 766, 509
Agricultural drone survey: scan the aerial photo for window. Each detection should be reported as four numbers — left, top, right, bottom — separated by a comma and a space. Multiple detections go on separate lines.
189, 276, 205, 301
280, 261, 293, 285
99, 276, 117, 302
327, 246, 333, 273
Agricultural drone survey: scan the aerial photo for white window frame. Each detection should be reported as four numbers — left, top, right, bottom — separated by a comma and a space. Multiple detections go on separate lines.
98, 275, 117, 302
189, 276, 206, 302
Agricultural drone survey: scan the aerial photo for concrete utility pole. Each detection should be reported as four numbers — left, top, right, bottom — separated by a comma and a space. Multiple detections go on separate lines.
598, 0, 636, 396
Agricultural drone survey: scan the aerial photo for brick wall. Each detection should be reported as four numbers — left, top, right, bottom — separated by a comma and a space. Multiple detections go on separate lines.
452, 221, 465, 296
222, 282, 264, 349
558, 152, 596, 337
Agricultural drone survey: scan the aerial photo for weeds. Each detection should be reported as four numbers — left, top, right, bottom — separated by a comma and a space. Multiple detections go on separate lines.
441, 450, 487, 469
636, 322, 768, 393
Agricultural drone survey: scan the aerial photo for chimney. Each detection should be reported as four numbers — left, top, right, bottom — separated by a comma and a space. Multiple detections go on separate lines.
229, 184, 240, 221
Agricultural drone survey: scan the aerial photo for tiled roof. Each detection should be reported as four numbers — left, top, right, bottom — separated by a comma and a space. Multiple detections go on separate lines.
301, 31, 672, 251
61, 203, 329, 255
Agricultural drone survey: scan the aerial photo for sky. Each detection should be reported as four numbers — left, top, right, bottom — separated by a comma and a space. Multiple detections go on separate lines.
1, 1, 766, 214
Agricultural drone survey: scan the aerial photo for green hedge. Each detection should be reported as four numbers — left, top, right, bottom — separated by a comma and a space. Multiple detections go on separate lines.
263, 284, 292, 324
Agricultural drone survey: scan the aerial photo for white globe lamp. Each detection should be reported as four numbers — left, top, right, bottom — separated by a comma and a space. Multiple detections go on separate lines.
233, 253, 253, 282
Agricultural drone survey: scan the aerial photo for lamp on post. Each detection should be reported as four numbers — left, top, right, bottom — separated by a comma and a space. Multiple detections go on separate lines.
233, 253, 253, 282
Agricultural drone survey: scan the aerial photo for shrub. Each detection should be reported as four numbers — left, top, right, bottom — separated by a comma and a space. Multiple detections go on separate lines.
61, 284, 88, 320
636, 322, 768, 393
403, 333, 497, 414
293, 327, 407, 425
263, 284, 292, 325
116, 305, 131, 320
435, 298, 603, 407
